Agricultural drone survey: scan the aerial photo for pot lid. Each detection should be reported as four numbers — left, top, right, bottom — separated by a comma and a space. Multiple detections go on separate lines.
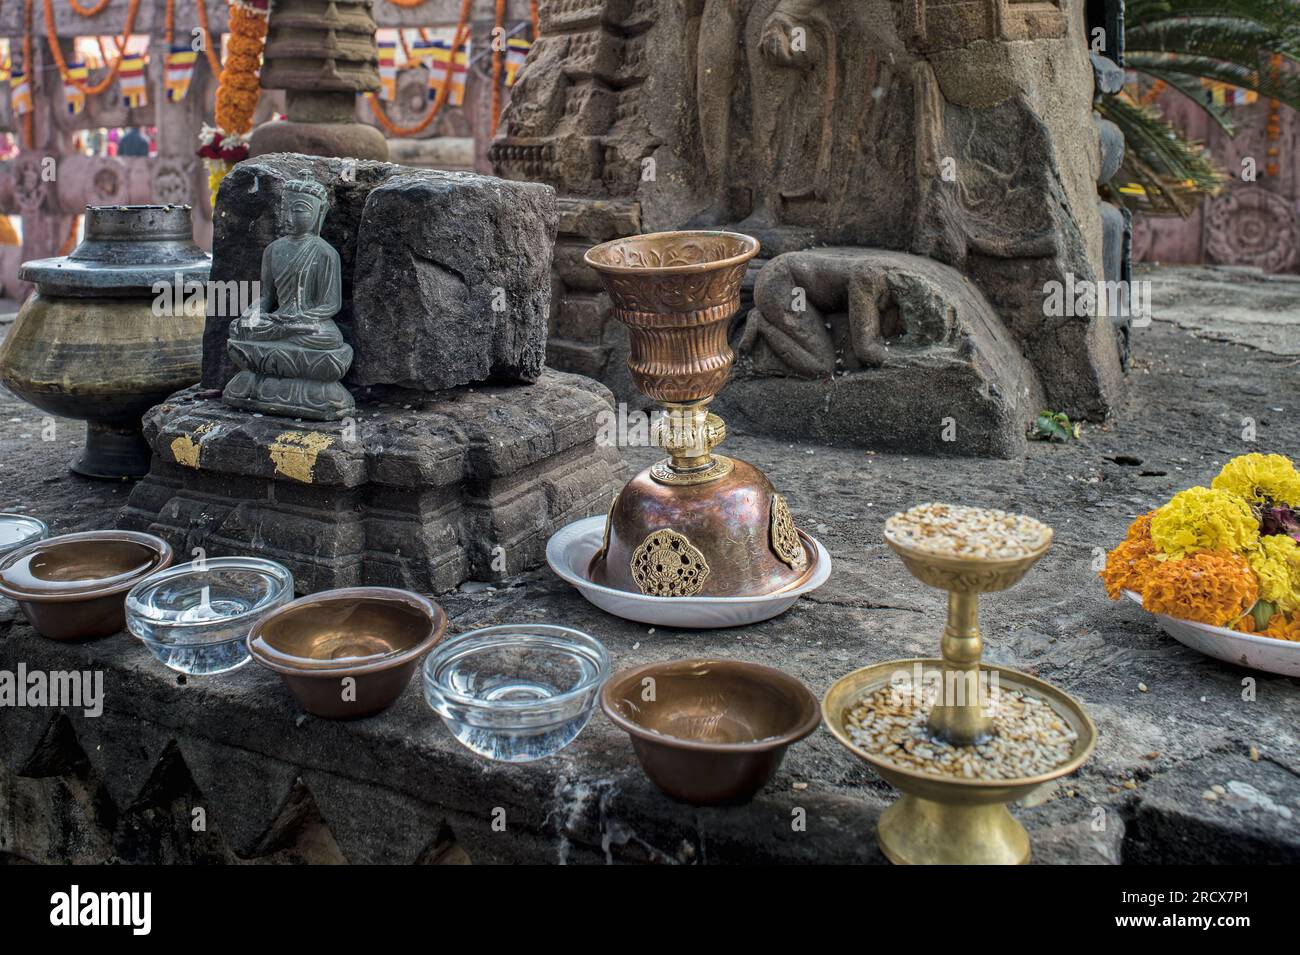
20, 204, 211, 297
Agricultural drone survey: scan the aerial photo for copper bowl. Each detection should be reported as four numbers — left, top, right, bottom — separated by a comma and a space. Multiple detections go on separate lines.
601, 658, 821, 805
0, 530, 173, 640
248, 587, 448, 719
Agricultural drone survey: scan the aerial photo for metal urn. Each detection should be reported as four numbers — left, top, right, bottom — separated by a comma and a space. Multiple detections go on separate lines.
584, 230, 819, 599
0, 205, 210, 479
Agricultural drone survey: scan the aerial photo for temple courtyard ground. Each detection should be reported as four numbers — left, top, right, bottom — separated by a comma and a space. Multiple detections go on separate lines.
0, 264, 1297, 864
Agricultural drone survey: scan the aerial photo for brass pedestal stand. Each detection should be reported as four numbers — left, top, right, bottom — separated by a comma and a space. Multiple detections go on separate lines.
823, 531, 1097, 865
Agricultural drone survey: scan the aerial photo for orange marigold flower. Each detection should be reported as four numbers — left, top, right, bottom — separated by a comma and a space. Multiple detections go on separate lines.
1100, 536, 1161, 599
1140, 551, 1258, 627
1126, 510, 1156, 542
1235, 610, 1300, 642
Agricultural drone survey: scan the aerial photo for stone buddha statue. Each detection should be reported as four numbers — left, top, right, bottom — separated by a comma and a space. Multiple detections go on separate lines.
222, 171, 356, 421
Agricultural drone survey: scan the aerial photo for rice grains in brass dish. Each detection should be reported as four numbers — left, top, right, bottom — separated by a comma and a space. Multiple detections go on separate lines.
583, 231, 820, 601
822, 504, 1097, 865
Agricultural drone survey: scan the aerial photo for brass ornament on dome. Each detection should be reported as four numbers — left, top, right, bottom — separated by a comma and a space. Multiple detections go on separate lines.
583, 231, 821, 600
630, 529, 710, 597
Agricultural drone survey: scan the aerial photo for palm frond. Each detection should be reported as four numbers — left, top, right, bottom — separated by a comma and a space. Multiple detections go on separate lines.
1127, 18, 1300, 60
1126, 0, 1300, 32
1126, 52, 1300, 111
1097, 94, 1226, 215
1138, 68, 1239, 134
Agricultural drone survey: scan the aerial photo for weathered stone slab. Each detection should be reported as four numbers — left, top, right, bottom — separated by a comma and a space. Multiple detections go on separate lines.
202, 153, 557, 394
119, 370, 625, 595
350, 170, 557, 391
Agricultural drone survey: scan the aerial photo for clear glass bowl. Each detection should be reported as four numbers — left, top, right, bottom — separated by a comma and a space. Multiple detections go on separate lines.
423, 624, 610, 762
0, 513, 48, 558
125, 557, 294, 675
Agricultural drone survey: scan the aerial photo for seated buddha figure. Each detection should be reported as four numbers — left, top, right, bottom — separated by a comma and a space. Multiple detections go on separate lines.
222, 171, 356, 421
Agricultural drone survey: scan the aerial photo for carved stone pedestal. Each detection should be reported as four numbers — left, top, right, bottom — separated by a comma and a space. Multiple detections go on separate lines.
118, 371, 625, 595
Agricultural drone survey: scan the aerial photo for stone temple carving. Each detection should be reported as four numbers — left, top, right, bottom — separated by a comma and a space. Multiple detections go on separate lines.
492, 0, 1125, 457
223, 170, 356, 421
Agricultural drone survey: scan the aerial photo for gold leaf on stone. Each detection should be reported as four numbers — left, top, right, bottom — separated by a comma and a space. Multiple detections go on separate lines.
169, 423, 214, 469
268, 431, 335, 484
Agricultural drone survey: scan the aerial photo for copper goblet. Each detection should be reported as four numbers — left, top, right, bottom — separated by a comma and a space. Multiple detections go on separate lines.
584, 231, 817, 600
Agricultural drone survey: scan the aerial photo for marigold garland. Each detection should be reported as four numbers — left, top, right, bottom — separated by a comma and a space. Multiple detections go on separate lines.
200, 0, 271, 205
1139, 551, 1258, 628
195, 0, 225, 77
366, 0, 472, 138
1150, 486, 1259, 559
45, 0, 141, 96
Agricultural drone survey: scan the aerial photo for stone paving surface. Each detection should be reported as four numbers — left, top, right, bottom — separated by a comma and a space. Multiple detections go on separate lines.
0, 266, 1298, 864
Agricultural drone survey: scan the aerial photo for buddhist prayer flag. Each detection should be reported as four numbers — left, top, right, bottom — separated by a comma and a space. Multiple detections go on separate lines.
378, 38, 397, 101
427, 39, 467, 106
505, 36, 530, 87
9, 71, 31, 117
119, 54, 148, 109
64, 61, 89, 114
408, 38, 434, 68
165, 45, 198, 103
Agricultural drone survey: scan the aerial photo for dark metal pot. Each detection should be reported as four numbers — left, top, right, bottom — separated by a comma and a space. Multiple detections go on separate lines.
0, 204, 210, 479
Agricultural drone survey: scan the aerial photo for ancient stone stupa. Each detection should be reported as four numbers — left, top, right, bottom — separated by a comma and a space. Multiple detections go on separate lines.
492, 0, 1126, 457
120, 154, 622, 594
250, 0, 390, 160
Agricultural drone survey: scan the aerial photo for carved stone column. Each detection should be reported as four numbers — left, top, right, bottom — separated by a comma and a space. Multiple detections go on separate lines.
249, 0, 390, 160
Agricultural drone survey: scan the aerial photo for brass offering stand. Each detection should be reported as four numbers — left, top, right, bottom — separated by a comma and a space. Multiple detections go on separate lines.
583, 231, 819, 600
823, 530, 1097, 865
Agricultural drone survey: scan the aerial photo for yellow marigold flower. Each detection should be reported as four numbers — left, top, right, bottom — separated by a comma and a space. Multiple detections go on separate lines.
1126, 510, 1156, 542
1140, 551, 1258, 627
1099, 536, 1160, 599
1211, 453, 1300, 508
1246, 535, 1300, 612
1150, 486, 1259, 558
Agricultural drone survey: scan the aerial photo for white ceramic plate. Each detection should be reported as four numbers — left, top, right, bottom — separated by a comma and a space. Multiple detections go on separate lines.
546, 516, 832, 628
1124, 590, 1300, 677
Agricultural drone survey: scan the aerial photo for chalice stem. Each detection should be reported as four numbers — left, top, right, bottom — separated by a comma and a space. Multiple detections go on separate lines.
927, 589, 992, 746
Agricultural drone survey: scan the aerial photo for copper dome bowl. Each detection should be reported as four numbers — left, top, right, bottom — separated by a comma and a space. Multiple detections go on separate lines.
590, 460, 816, 599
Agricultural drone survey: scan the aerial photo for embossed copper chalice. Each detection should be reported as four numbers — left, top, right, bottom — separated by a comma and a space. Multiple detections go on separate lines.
822, 522, 1097, 864
583, 231, 819, 599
